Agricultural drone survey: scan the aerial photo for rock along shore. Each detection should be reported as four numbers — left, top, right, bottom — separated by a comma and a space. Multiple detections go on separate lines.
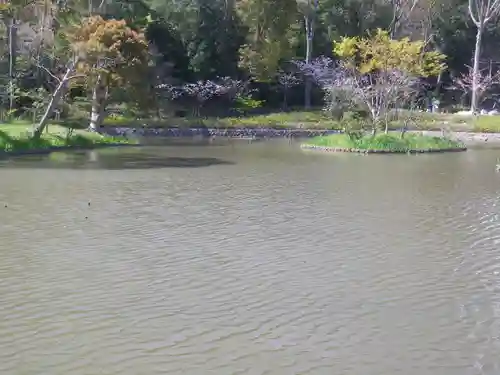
300, 144, 467, 154
102, 127, 500, 145
103, 127, 341, 138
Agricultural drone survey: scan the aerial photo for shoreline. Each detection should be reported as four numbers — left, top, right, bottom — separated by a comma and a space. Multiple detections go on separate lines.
101, 127, 500, 144
103, 127, 342, 138
300, 144, 467, 154
0, 143, 138, 158
418, 130, 500, 145
2, 129, 497, 157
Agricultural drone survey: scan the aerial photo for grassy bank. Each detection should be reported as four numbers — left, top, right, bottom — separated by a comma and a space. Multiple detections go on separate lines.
2, 109, 500, 136
303, 133, 465, 153
98, 111, 500, 133
61, 112, 338, 129
0, 123, 136, 154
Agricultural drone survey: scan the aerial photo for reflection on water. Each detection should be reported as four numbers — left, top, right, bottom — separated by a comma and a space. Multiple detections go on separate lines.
0, 147, 235, 169
0, 140, 500, 375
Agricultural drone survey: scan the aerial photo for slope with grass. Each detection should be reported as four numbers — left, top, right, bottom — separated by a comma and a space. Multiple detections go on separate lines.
301, 133, 466, 154
100, 110, 500, 133
0, 123, 136, 155
3, 110, 500, 134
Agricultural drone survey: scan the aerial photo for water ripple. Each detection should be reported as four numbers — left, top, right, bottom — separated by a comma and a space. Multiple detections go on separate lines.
0, 145, 499, 374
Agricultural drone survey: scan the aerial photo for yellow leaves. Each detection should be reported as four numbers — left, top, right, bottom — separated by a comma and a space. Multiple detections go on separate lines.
333, 36, 358, 59
333, 28, 446, 78
67, 16, 149, 86
420, 50, 447, 77
70, 16, 147, 54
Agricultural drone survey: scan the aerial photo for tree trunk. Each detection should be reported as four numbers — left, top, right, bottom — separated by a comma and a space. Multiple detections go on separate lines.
304, 16, 313, 109
369, 108, 379, 135
89, 75, 108, 132
471, 26, 483, 114
8, 19, 17, 112
2, 15, 17, 112
283, 86, 288, 110
33, 62, 77, 138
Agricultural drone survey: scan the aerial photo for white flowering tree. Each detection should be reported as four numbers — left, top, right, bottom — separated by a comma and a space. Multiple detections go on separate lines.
157, 77, 243, 117
451, 64, 500, 110
277, 70, 301, 110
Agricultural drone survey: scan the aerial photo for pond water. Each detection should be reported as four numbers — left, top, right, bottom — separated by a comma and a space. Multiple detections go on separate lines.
1, 139, 500, 375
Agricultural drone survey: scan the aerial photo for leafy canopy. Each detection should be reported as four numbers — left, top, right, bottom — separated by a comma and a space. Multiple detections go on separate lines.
68, 16, 150, 85
333, 29, 446, 77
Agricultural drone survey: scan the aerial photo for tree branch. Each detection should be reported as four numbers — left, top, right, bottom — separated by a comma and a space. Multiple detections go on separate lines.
35, 62, 61, 83
68, 74, 87, 80
469, 0, 480, 25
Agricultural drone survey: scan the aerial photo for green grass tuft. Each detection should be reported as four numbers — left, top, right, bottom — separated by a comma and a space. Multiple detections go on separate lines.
304, 133, 465, 152
0, 125, 136, 154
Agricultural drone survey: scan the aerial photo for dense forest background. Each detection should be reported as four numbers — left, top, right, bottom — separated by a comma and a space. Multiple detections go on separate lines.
0, 0, 499, 123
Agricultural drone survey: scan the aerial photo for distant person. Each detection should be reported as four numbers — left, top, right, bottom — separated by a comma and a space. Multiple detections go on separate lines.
432, 98, 440, 113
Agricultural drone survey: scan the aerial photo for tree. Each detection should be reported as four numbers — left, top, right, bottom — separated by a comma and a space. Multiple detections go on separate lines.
146, 20, 192, 82
157, 77, 242, 116
33, 56, 84, 137
0, 0, 46, 112
146, 0, 243, 81
451, 63, 500, 108
333, 29, 445, 132
298, 30, 445, 133
296, 0, 318, 108
388, 0, 422, 38
33, 16, 149, 135
70, 16, 150, 130
317, 0, 393, 39
187, 0, 243, 79
237, 0, 298, 81
1, 0, 497, 124
277, 69, 301, 109
468, 0, 500, 113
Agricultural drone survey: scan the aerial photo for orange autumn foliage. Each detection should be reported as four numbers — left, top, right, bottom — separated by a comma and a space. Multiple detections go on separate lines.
68, 16, 149, 86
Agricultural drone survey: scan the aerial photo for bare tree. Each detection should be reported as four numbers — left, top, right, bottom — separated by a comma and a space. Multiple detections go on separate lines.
388, 0, 420, 38
296, 57, 420, 134
33, 56, 85, 138
277, 70, 301, 110
296, 0, 318, 109
451, 63, 500, 109
468, 0, 500, 113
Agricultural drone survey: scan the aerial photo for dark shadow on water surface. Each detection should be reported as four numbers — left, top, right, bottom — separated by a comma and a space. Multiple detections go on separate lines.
138, 137, 262, 147
0, 149, 235, 170
138, 137, 216, 147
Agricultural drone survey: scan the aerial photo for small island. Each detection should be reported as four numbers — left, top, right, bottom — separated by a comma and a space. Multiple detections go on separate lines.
301, 133, 466, 154
299, 31, 465, 155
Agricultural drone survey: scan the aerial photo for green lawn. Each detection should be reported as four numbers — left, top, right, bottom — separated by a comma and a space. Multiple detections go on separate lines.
303, 133, 465, 152
0, 121, 135, 154
100, 112, 339, 129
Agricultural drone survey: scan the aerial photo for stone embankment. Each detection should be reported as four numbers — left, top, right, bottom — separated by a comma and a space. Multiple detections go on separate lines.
103, 127, 341, 138
102, 127, 500, 146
